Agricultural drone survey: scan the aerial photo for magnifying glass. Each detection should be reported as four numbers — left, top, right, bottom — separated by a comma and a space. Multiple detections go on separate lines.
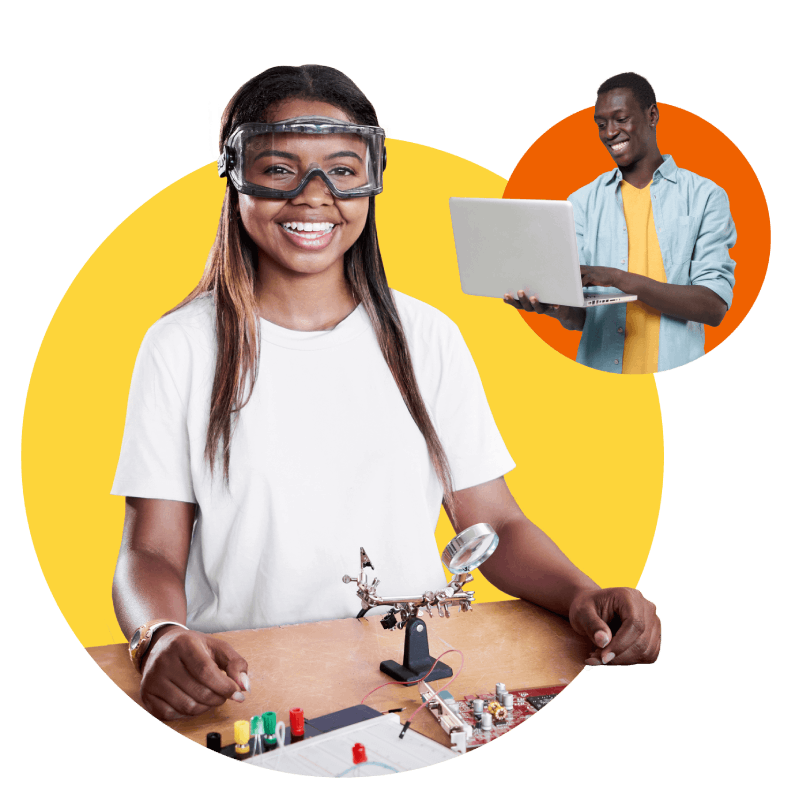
441, 523, 499, 574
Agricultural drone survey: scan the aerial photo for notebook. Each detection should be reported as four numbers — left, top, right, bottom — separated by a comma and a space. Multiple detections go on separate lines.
449, 197, 637, 308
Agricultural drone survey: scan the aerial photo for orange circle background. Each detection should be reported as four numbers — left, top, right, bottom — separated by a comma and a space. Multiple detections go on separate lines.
503, 104, 770, 362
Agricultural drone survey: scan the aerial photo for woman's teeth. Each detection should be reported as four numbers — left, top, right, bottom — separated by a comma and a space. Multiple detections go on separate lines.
281, 221, 335, 238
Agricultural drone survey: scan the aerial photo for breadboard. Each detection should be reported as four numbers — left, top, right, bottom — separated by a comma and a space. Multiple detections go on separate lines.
248, 713, 458, 776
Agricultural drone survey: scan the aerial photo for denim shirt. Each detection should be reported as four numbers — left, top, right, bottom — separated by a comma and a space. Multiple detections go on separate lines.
569, 155, 736, 373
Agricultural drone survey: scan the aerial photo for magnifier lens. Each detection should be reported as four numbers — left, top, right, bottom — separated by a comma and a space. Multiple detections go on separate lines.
441, 523, 499, 574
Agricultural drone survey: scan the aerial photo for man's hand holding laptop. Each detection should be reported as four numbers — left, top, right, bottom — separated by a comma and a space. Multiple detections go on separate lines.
503, 289, 586, 331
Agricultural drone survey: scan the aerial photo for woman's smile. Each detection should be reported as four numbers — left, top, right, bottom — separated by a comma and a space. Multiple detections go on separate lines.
278, 219, 337, 249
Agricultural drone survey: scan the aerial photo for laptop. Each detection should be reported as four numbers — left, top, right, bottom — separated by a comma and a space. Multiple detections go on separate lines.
449, 197, 637, 308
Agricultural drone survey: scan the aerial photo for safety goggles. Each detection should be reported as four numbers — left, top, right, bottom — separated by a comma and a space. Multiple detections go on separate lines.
218, 116, 386, 199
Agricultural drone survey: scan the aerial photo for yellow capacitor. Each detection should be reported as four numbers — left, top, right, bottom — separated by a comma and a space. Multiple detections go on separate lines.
234, 719, 251, 754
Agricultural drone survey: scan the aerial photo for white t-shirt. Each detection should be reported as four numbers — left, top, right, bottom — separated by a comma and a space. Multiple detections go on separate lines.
112, 291, 515, 633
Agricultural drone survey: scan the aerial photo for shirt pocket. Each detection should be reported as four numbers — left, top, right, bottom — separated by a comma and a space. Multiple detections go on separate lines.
667, 215, 701, 267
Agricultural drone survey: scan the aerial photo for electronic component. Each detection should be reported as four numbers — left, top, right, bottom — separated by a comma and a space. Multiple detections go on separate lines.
418, 680, 474, 754
213, 705, 383, 760
525, 692, 560, 711
457, 684, 569, 749
209, 684, 569, 769
250, 715, 265, 755
249, 713, 458, 775
289, 707, 305, 740
352, 743, 367, 765
234, 720, 250, 755
262, 711, 277, 748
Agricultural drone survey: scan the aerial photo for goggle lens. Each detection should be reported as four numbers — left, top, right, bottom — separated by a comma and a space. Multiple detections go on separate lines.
220, 118, 385, 199
243, 133, 372, 192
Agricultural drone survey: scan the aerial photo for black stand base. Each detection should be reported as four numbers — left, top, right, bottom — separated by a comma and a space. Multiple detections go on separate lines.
379, 617, 453, 683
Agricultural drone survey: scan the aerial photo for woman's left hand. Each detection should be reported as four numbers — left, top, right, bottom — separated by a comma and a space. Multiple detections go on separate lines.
569, 587, 660, 665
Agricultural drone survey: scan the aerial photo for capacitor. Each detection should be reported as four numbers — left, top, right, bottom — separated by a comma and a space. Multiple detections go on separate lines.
503, 693, 514, 710
495, 682, 506, 698
497, 690, 508, 706
473, 698, 485, 715
206, 732, 221, 752
480, 712, 492, 731
234, 720, 250, 755
444, 697, 460, 716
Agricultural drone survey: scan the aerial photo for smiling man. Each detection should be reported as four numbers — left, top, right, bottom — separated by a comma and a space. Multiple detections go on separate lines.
507, 72, 736, 374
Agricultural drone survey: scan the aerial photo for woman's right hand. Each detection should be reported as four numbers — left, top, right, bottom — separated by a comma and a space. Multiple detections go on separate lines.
139, 626, 249, 720
503, 290, 585, 331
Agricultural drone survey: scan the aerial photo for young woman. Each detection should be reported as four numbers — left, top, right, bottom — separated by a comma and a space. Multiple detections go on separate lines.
112, 65, 660, 721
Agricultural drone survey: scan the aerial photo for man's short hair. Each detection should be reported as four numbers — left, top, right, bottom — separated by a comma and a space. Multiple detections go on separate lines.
597, 73, 656, 112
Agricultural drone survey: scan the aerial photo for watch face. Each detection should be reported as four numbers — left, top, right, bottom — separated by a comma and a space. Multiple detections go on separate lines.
130, 629, 141, 651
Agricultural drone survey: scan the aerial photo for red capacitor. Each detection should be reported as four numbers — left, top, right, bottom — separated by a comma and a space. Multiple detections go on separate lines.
352, 743, 367, 764
289, 707, 304, 736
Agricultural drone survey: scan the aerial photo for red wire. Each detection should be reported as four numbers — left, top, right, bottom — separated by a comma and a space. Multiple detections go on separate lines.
360, 648, 465, 722
406, 649, 464, 725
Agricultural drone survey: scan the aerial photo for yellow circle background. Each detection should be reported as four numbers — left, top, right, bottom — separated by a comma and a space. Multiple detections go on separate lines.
22, 141, 663, 647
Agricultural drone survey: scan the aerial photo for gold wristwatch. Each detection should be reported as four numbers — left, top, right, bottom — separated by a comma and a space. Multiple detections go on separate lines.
128, 619, 189, 672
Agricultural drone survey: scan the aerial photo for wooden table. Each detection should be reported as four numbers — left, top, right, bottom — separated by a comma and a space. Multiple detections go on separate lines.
87, 599, 589, 750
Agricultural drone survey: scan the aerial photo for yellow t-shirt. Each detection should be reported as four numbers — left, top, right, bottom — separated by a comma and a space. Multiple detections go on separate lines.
620, 181, 668, 374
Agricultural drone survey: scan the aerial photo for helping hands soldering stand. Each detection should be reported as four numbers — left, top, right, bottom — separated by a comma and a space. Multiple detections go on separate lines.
342, 523, 499, 683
